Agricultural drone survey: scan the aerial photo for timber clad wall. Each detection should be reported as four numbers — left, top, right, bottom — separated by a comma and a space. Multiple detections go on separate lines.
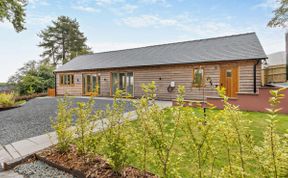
56, 60, 261, 100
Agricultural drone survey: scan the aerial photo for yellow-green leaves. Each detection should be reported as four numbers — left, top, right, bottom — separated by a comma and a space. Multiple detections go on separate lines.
51, 96, 74, 153
0, 92, 16, 107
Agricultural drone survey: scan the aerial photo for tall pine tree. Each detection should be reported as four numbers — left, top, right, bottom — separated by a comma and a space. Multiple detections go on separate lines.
38, 16, 91, 66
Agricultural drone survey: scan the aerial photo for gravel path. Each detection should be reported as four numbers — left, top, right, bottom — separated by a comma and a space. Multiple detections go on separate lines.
0, 97, 134, 145
14, 161, 74, 178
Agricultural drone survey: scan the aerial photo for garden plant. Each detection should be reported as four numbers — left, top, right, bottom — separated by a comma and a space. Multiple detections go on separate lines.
50, 83, 288, 177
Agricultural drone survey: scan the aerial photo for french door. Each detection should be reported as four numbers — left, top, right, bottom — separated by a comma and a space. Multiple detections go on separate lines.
111, 72, 134, 96
83, 74, 100, 96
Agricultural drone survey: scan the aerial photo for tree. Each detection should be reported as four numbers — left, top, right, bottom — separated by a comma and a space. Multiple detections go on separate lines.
38, 16, 92, 66
0, 0, 26, 32
8, 60, 55, 95
268, 0, 288, 27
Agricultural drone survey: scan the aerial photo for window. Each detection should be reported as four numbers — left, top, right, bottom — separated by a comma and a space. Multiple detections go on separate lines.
192, 67, 204, 87
111, 72, 134, 96
226, 69, 232, 77
60, 74, 74, 86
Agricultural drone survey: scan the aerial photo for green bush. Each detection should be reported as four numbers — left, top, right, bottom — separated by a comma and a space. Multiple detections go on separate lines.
74, 97, 103, 155
51, 96, 74, 153
100, 89, 131, 173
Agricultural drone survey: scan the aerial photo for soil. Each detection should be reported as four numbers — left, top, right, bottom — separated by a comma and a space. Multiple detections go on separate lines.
36, 145, 158, 178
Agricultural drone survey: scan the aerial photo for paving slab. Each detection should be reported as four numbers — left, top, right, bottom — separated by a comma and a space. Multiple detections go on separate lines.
28, 132, 56, 148
4, 144, 21, 159
11, 140, 42, 157
0, 146, 13, 170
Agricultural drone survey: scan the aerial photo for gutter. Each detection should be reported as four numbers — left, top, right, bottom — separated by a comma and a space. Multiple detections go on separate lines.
254, 59, 261, 93
54, 73, 57, 96
286, 33, 288, 81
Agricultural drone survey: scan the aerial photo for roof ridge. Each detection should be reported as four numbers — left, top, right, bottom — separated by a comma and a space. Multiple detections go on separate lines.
80, 32, 256, 57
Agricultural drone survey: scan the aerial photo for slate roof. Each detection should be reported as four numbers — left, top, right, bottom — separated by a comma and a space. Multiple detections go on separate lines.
55, 32, 267, 72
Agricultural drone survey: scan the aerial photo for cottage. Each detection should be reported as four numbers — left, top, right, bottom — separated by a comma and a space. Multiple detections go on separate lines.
55, 32, 267, 100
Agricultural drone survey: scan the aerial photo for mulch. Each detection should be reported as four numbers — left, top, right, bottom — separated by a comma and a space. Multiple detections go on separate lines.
36, 145, 158, 178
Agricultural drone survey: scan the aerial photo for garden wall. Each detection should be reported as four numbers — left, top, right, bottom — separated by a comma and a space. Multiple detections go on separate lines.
207, 87, 288, 114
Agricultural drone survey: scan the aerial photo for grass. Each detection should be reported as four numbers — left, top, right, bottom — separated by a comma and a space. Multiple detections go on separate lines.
122, 108, 288, 177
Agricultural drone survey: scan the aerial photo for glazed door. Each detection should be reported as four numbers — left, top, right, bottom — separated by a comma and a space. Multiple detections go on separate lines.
220, 65, 238, 97
83, 74, 100, 96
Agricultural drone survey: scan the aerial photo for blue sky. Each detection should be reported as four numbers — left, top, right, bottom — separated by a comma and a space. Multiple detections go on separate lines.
0, 0, 286, 82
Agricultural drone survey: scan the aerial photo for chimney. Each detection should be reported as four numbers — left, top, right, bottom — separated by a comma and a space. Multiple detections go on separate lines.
286, 32, 288, 81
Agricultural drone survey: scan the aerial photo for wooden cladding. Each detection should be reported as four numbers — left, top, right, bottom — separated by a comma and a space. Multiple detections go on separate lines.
56, 60, 261, 100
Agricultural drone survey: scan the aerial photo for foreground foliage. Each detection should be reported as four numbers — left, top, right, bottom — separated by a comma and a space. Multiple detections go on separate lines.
0, 92, 16, 107
52, 83, 288, 177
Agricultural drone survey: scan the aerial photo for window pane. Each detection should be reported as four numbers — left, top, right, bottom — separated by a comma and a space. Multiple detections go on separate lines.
71, 75, 74, 84
119, 73, 126, 90
226, 70, 232, 77
126, 72, 134, 95
60, 75, 63, 84
64, 75, 67, 85
82, 75, 86, 94
112, 73, 119, 95
193, 68, 204, 86
92, 75, 97, 93
97, 76, 101, 95
87, 75, 91, 92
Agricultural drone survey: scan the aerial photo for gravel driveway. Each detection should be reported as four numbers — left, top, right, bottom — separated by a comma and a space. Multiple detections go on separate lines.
0, 97, 134, 145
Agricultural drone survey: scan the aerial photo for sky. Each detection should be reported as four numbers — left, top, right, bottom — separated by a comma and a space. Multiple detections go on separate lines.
0, 0, 286, 82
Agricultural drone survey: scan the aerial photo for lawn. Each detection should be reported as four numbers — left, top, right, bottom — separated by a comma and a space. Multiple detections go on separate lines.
111, 108, 288, 177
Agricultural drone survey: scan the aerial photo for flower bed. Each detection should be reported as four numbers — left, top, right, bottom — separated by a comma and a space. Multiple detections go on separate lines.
34, 145, 157, 178
0, 93, 26, 111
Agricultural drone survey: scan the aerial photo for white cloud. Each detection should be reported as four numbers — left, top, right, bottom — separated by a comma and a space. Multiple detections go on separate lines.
118, 14, 250, 37
254, 0, 280, 9
122, 4, 138, 13
119, 15, 177, 28
139, 0, 170, 7
95, 0, 125, 6
27, 15, 54, 26
72, 6, 99, 12
28, 0, 49, 7
0, 21, 14, 30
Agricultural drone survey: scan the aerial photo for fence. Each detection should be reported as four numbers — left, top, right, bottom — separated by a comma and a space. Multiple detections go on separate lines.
48, 88, 56, 97
263, 64, 287, 84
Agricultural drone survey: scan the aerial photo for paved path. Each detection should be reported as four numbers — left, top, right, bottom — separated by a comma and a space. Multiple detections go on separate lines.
0, 97, 134, 145
0, 98, 171, 175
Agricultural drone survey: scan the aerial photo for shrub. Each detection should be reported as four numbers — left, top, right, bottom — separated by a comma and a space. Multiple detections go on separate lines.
0, 92, 16, 107
51, 96, 74, 153
74, 97, 103, 155
255, 88, 288, 177
100, 89, 131, 172
142, 85, 184, 178
131, 82, 157, 174
215, 87, 254, 177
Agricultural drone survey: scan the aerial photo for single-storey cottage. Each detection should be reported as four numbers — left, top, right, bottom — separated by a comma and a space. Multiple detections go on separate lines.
54, 32, 267, 100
